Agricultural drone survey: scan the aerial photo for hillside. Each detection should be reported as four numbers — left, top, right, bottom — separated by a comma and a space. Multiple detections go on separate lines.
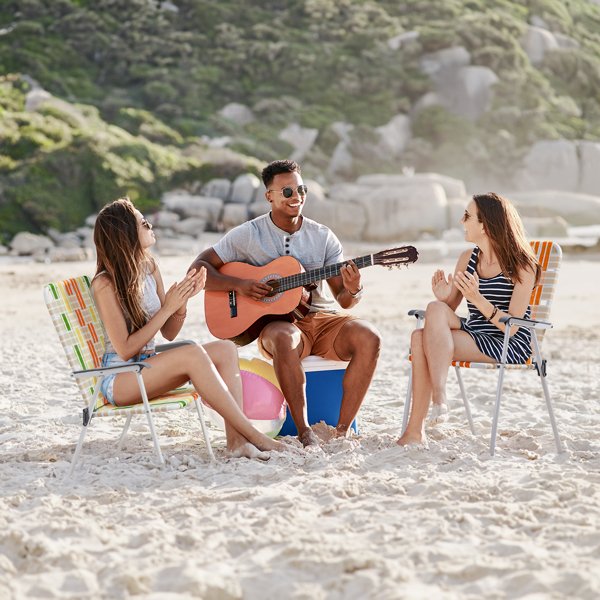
1, 0, 600, 236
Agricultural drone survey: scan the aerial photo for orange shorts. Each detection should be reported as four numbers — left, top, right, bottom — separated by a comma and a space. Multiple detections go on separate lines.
258, 312, 358, 362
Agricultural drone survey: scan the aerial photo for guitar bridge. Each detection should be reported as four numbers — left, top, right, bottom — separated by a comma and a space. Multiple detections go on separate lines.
229, 291, 237, 318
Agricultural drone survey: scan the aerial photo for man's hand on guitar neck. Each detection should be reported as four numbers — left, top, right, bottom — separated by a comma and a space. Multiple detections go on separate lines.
330, 260, 363, 309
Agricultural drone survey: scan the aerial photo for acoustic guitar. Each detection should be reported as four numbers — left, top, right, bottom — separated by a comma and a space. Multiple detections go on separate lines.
204, 245, 419, 346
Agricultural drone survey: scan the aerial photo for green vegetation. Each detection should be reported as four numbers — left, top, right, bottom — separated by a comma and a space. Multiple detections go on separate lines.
1, 0, 600, 235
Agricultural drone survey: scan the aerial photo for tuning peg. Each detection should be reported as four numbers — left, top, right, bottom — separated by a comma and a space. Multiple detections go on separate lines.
388, 266, 393, 271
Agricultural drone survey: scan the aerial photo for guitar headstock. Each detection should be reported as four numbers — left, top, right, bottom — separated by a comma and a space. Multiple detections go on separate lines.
372, 245, 419, 269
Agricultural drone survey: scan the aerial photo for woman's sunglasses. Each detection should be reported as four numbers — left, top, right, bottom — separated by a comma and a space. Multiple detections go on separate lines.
268, 185, 308, 199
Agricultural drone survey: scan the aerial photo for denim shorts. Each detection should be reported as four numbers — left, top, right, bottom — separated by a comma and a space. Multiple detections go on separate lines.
100, 352, 156, 406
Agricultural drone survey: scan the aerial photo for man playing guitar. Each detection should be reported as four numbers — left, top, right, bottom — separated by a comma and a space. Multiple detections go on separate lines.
190, 159, 381, 447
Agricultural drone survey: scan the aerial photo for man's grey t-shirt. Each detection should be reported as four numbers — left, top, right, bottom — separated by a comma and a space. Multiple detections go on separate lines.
212, 213, 344, 312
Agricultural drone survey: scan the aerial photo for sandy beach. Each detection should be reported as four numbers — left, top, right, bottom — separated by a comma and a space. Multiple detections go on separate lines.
1, 251, 600, 600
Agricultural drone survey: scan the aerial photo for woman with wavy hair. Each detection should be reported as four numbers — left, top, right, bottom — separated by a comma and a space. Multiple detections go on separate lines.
398, 192, 541, 447
92, 197, 298, 459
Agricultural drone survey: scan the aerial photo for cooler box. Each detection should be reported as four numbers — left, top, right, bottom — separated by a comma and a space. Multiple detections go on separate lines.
278, 355, 358, 437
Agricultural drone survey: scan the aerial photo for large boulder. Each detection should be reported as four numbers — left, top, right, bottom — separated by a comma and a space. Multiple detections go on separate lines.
278, 123, 319, 163
520, 26, 559, 64
508, 191, 600, 226
162, 191, 224, 230
328, 183, 366, 204
327, 142, 354, 178
149, 211, 180, 228
302, 197, 366, 241
387, 30, 419, 50
230, 173, 260, 204
202, 178, 231, 202
358, 182, 448, 242
173, 217, 207, 237
219, 103, 255, 125
222, 204, 249, 231
521, 216, 569, 239
355, 173, 467, 201
24, 88, 52, 112
248, 199, 270, 219
375, 114, 412, 156
10, 232, 54, 255
579, 141, 600, 196
420, 46, 471, 75
517, 140, 579, 192
452, 66, 499, 121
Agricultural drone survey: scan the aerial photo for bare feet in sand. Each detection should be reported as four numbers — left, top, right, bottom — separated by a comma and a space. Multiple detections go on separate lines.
334, 424, 351, 438
299, 428, 320, 448
396, 430, 428, 448
227, 442, 270, 461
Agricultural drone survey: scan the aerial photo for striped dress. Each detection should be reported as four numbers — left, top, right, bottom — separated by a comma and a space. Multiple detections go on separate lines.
460, 247, 532, 364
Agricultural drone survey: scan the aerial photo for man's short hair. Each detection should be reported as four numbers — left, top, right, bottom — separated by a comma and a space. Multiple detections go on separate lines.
261, 159, 301, 189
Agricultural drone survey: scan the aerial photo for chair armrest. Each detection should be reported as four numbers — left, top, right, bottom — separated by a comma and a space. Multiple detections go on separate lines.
408, 309, 426, 319
155, 340, 197, 353
71, 362, 151, 379
499, 316, 552, 330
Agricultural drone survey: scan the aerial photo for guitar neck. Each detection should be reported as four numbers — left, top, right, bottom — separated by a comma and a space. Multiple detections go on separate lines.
279, 254, 373, 292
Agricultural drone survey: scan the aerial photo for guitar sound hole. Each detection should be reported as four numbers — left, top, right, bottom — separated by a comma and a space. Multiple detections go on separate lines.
264, 280, 280, 298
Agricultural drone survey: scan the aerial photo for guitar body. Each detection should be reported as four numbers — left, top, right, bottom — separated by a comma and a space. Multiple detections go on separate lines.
204, 256, 312, 346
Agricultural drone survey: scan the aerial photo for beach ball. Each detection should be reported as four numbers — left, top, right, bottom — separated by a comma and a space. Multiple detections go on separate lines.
201, 357, 287, 438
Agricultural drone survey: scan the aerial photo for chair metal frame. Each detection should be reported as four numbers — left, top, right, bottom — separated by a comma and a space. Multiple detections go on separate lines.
401, 241, 564, 456
44, 276, 216, 478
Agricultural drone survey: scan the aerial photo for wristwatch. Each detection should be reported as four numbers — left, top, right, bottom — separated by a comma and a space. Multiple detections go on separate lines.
349, 285, 363, 299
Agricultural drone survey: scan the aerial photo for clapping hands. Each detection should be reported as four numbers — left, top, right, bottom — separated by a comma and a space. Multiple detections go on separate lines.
164, 267, 206, 314
432, 269, 453, 302
453, 270, 481, 303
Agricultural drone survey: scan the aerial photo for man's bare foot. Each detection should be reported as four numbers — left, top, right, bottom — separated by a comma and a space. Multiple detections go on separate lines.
258, 437, 304, 455
396, 430, 428, 448
227, 442, 270, 461
299, 428, 320, 448
335, 424, 351, 439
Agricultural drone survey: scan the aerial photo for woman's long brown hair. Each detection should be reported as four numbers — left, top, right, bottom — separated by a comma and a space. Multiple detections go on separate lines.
93, 198, 156, 341
473, 192, 541, 286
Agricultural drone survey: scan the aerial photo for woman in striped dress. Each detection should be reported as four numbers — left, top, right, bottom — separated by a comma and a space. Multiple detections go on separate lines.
397, 192, 541, 447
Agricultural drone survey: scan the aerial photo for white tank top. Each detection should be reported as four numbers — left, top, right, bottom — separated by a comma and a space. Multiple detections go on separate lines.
94, 270, 162, 356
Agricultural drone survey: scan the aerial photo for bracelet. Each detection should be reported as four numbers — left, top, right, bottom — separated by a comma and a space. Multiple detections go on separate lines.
487, 306, 498, 322
171, 311, 187, 322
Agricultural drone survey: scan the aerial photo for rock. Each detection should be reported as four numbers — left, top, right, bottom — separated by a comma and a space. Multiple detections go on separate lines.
327, 142, 354, 178
453, 66, 499, 121
205, 136, 233, 148
328, 183, 366, 203
331, 122, 354, 145
355, 173, 467, 201
448, 197, 468, 228
387, 30, 419, 50
517, 140, 579, 192
248, 198, 270, 219
148, 211, 180, 228
521, 216, 569, 238
278, 123, 319, 163
530, 15, 550, 30
521, 26, 559, 64
442, 228, 466, 243
222, 204, 249, 231
24, 88, 52, 112
162, 192, 224, 229
411, 91, 443, 119
218, 103, 255, 126
155, 237, 202, 257
508, 191, 600, 226
202, 179, 231, 202
47, 229, 81, 248
10, 232, 54, 255
0, 245, 7, 255
579, 141, 600, 196
160, 1, 179, 12
43, 247, 94, 262
302, 197, 366, 241
358, 182, 448, 242
420, 46, 471, 75
554, 33, 580, 49
304, 179, 326, 202
375, 114, 412, 156
229, 173, 260, 204
172, 217, 207, 237
85, 215, 97, 227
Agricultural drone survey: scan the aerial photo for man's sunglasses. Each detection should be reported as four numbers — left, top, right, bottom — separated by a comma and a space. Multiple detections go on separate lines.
268, 185, 308, 199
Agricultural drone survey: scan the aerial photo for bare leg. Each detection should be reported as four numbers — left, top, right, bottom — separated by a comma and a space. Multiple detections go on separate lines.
201, 341, 267, 459
397, 329, 432, 446
111, 345, 299, 455
397, 307, 497, 446
333, 319, 381, 437
260, 321, 319, 447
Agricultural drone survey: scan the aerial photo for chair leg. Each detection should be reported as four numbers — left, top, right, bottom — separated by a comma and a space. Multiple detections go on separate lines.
67, 422, 91, 479
454, 367, 476, 435
401, 364, 413, 436
117, 414, 133, 453
532, 334, 563, 453
489, 365, 507, 457
135, 372, 164, 465
194, 400, 216, 464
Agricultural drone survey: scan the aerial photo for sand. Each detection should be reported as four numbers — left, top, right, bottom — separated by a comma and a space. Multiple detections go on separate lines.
1, 252, 600, 600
